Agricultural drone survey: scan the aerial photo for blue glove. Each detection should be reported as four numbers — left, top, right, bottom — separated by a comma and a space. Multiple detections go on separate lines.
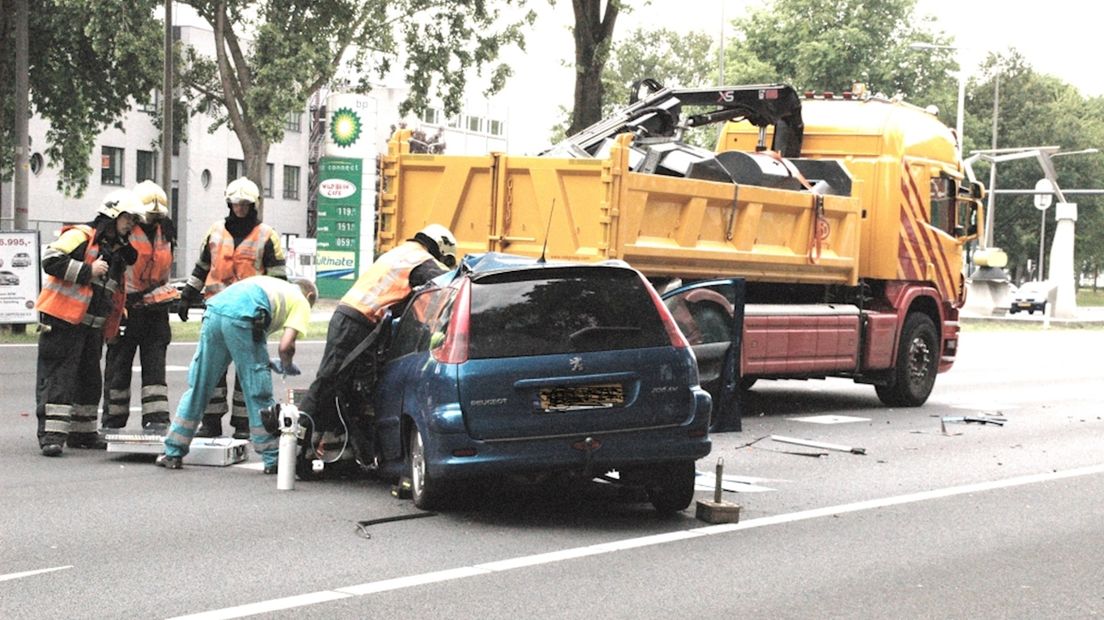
269, 358, 302, 376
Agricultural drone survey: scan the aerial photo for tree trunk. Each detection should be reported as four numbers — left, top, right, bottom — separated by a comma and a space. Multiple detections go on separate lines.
568, 0, 619, 136
239, 133, 270, 220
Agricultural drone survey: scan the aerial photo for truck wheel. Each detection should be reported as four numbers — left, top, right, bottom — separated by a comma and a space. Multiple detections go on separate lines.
875, 313, 939, 407
408, 426, 445, 510
646, 461, 697, 514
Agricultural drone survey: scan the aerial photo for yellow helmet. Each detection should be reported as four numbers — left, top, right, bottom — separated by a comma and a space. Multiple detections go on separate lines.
132, 180, 168, 217
97, 189, 144, 220
225, 177, 261, 205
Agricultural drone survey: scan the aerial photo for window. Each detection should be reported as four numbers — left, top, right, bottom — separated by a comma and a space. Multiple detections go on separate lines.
465, 115, 483, 133
389, 288, 453, 360
421, 107, 441, 125
283, 165, 300, 200
140, 90, 159, 114
468, 268, 668, 359
285, 111, 301, 132
488, 119, 504, 136
137, 150, 158, 183
264, 163, 275, 198
102, 146, 124, 186
929, 175, 954, 235
29, 153, 44, 176
227, 159, 245, 183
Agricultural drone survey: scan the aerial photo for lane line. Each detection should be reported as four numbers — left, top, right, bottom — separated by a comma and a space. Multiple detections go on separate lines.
0, 565, 72, 582
168, 462, 1104, 620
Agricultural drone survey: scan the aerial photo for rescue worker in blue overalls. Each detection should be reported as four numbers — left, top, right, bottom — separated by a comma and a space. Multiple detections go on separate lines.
35, 190, 141, 456
177, 177, 287, 439
156, 276, 317, 473
101, 180, 180, 432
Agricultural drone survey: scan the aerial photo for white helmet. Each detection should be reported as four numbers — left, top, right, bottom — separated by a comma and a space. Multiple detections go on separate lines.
132, 180, 168, 217
415, 223, 457, 267
225, 177, 260, 205
97, 189, 144, 220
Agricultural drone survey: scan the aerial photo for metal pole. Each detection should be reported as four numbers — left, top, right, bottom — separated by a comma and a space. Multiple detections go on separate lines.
161, 0, 173, 196
955, 67, 965, 158
13, 0, 30, 229
983, 73, 1000, 248
1038, 210, 1046, 281
718, 1, 726, 83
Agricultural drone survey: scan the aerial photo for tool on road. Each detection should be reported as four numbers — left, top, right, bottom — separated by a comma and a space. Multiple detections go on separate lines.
940, 415, 1006, 435
354, 511, 438, 539
104, 432, 248, 466
770, 435, 866, 455
695, 458, 742, 524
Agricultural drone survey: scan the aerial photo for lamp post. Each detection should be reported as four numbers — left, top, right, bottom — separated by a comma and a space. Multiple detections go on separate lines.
909, 42, 967, 158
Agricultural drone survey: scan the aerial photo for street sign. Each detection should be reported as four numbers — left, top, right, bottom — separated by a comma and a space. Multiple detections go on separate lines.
1034, 178, 1054, 210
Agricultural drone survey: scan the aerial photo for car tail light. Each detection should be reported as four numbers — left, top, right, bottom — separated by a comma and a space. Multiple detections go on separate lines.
433, 280, 471, 364
641, 274, 689, 349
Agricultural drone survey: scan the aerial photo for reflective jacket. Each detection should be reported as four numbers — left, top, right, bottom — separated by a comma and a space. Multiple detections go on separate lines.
203, 221, 276, 298
128, 223, 179, 306
339, 241, 439, 323
35, 224, 125, 334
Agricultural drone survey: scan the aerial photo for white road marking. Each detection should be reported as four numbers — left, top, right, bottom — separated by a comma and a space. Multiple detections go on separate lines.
168, 462, 1104, 620
787, 415, 870, 424
0, 565, 72, 582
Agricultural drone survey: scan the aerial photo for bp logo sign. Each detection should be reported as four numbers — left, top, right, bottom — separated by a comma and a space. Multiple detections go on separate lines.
329, 107, 363, 148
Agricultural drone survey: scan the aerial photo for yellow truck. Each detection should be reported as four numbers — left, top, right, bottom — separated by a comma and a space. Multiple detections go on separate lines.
377, 81, 983, 422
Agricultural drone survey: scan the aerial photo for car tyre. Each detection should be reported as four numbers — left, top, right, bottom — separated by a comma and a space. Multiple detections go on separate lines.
875, 312, 939, 407
408, 426, 445, 510
645, 460, 696, 514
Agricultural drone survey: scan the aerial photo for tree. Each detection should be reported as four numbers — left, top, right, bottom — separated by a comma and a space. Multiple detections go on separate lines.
0, 0, 161, 197
567, 0, 621, 135
728, 0, 958, 110
178, 0, 534, 213
965, 52, 1104, 282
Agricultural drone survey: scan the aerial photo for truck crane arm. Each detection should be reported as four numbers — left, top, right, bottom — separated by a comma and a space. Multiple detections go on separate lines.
551, 79, 804, 158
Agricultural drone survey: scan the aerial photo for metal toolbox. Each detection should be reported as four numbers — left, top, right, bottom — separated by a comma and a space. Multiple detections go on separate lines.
105, 433, 249, 467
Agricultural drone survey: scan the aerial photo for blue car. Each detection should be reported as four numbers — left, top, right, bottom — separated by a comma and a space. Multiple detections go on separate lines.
370, 253, 712, 512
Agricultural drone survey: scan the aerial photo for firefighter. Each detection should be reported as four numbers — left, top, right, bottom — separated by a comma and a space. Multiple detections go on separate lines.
35, 190, 141, 456
297, 224, 456, 464
177, 176, 287, 439
101, 180, 180, 433
156, 276, 317, 473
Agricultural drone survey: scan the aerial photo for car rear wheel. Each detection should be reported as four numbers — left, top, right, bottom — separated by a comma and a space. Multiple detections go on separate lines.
408, 427, 444, 510
875, 312, 939, 407
645, 461, 696, 514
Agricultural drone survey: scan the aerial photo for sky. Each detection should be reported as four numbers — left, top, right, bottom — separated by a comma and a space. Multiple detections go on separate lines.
499, 0, 1098, 153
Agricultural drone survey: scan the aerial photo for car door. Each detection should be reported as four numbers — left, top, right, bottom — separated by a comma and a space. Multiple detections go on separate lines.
662, 279, 745, 432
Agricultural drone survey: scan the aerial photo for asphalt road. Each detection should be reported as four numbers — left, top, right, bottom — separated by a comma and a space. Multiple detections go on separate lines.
1, 328, 1102, 619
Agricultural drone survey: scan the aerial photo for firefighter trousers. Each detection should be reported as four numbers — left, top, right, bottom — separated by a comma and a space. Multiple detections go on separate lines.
36, 315, 105, 446
102, 305, 172, 429
163, 310, 280, 466
298, 311, 373, 431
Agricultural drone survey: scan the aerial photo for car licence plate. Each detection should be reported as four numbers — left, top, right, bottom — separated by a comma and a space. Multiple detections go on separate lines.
540, 384, 624, 411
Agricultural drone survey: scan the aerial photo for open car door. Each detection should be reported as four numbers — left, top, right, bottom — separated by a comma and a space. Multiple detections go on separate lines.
662, 279, 746, 432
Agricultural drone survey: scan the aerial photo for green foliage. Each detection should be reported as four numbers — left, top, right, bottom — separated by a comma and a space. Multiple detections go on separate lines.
728, 0, 958, 108
0, 0, 162, 196
178, 0, 535, 193
966, 52, 1104, 282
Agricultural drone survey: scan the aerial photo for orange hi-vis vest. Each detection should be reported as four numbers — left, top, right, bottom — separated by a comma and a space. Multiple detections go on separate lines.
203, 221, 274, 298
127, 224, 180, 306
340, 241, 436, 323
35, 225, 123, 330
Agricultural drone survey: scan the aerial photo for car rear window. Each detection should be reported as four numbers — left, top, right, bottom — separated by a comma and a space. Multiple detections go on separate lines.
467, 267, 669, 359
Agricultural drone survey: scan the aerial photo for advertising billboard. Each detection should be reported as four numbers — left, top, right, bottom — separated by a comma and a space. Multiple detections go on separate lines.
0, 230, 40, 324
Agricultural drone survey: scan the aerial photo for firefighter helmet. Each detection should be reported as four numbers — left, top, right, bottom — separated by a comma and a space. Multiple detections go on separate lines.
97, 189, 144, 220
225, 177, 261, 205
415, 224, 457, 267
133, 180, 169, 216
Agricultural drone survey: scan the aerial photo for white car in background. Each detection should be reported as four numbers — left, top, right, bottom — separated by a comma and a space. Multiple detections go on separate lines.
1009, 281, 1050, 315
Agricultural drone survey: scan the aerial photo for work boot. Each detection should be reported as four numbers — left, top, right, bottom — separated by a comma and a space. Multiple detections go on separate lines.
41, 444, 63, 457
231, 420, 250, 440
195, 415, 222, 438
263, 463, 278, 475
66, 432, 107, 450
155, 454, 183, 469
